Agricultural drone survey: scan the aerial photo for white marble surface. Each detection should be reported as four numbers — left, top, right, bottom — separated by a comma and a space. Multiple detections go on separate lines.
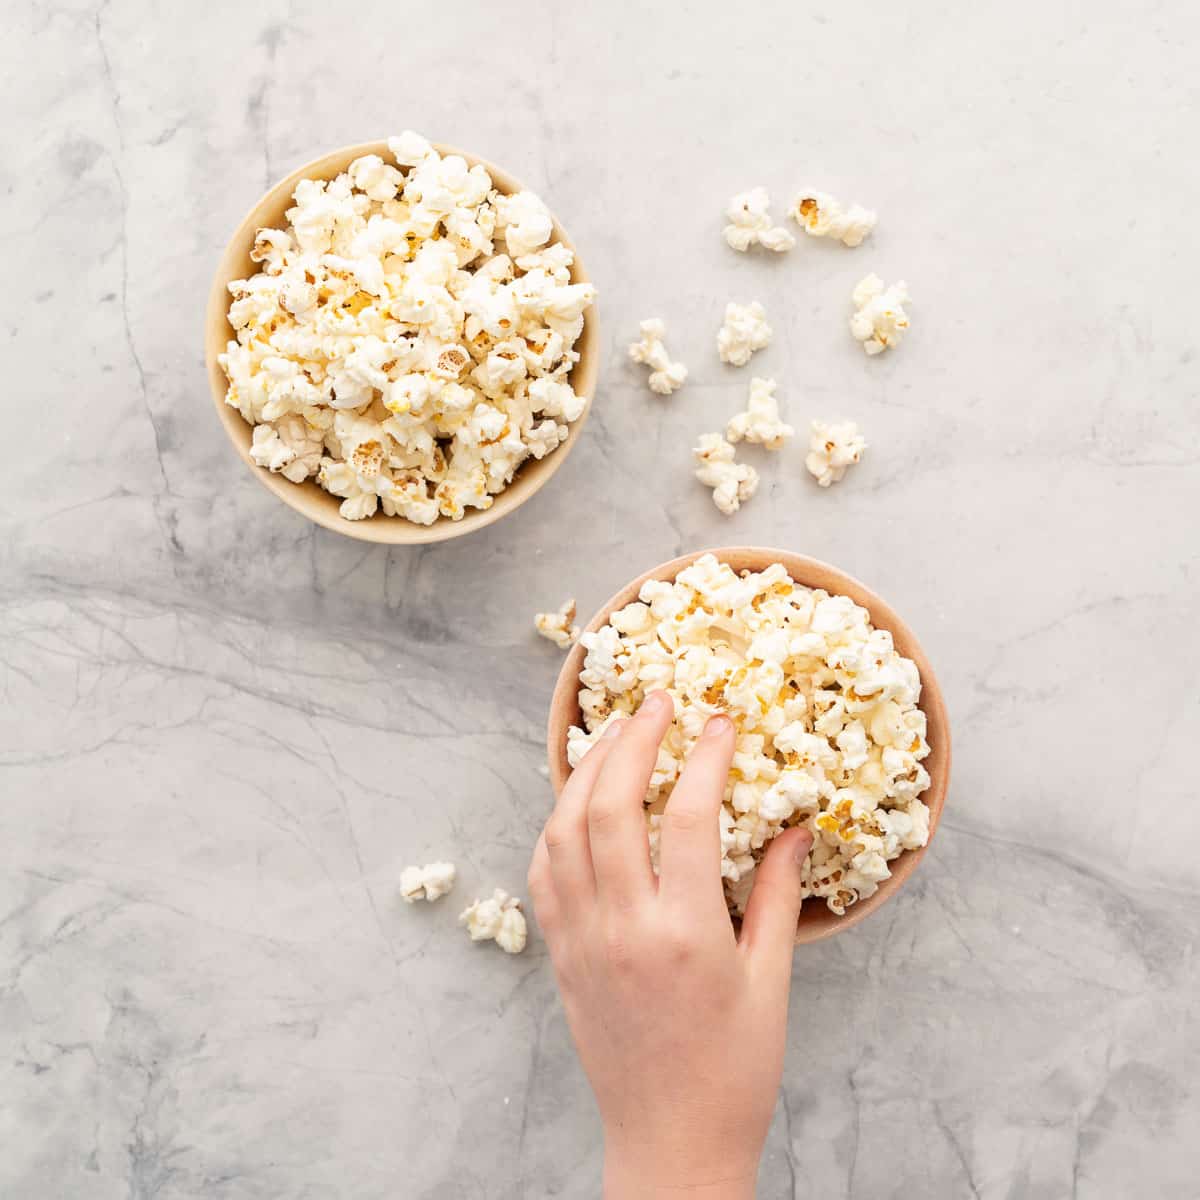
3, 1, 1199, 1196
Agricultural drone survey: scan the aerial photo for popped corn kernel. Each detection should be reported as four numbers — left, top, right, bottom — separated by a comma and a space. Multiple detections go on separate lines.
726, 377, 794, 450
788, 189, 877, 247
723, 186, 795, 253
628, 318, 688, 395
805, 420, 866, 488
535, 598, 580, 649
717, 301, 772, 367
399, 861, 458, 903
849, 273, 910, 355
693, 433, 760, 515
459, 888, 527, 954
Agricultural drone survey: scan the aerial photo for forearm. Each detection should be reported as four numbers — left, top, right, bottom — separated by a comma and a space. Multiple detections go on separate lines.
604, 1153, 757, 1200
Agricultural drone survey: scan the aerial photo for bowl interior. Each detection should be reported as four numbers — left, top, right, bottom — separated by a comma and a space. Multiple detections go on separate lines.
546, 547, 951, 945
204, 140, 599, 545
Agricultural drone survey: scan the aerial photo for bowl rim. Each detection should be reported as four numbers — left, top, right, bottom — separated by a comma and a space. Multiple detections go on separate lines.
203, 138, 599, 546
545, 546, 952, 945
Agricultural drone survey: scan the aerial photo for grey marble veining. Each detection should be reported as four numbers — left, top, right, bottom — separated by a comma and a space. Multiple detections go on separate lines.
3, 1, 1199, 1196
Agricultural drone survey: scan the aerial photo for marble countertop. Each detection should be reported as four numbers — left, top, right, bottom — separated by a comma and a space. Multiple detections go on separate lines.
4, 1, 1198, 1196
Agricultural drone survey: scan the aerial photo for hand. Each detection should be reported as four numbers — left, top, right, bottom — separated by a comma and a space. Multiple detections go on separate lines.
528, 691, 815, 1199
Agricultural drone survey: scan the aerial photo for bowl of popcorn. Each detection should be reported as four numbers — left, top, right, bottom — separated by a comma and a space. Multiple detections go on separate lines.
204, 132, 599, 543
546, 549, 950, 944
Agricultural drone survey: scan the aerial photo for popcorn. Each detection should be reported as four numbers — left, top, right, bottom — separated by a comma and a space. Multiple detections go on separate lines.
693, 433, 759, 516
564, 554, 933, 916
726, 377, 793, 450
717, 301, 772, 367
849, 274, 910, 355
535, 598, 580, 649
788, 189, 877, 247
459, 889, 528, 954
805, 420, 866, 487
723, 187, 795, 253
628, 318, 688, 395
399, 861, 458, 903
218, 132, 595, 524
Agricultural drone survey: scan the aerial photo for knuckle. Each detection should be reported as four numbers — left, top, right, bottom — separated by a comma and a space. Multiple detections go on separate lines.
664, 926, 700, 964
543, 817, 572, 852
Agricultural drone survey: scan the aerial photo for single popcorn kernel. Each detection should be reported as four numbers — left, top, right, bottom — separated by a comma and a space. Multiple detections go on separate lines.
535, 598, 580, 649
565, 554, 933, 918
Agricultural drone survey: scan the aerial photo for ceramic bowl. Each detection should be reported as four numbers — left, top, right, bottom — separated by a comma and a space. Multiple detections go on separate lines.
204, 140, 598, 544
546, 547, 951, 944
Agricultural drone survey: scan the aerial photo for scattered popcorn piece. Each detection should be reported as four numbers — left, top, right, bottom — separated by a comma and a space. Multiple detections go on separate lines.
723, 187, 795, 254
849, 274, 910, 355
565, 554, 933, 917
805, 420, 866, 487
694, 433, 760, 515
726, 377, 794, 450
717, 301, 772, 367
399, 861, 458, 903
535, 598, 580, 649
459, 889, 528, 954
218, 131, 596, 525
628, 318, 688, 395
788, 190, 877, 247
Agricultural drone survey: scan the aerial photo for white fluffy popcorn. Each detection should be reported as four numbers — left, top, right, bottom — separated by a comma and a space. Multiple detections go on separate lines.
566, 554, 933, 917
805, 420, 866, 488
789, 190, 877, 247
459, 889, 528, 954
399, 861, 458, 903
717, 301, 772, 367
218, 133, 596, 524
726, 377, 793, 450
723, 187, 795, 253
693, 433, 760, 515
535, 598, 580, 649
628, 318, 688, 395
849, 274, 910, 355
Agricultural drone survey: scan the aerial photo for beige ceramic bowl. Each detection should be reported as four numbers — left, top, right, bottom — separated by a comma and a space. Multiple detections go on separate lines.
204, 140, 599, 545
547, 547, 952, 945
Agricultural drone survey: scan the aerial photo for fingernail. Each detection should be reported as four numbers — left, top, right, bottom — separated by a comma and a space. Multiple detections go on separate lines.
704, 714, 733, 739
639, 691, 671, 719
602, 719, 625, 739
793, 830, 815, 864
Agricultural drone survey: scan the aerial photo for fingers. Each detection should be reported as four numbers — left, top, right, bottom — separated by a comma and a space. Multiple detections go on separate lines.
544, 720, 623, 915
526, 831, 561, 940
658, 715, 735, 911
587, 691, 674, 906
738, 826, 814, 985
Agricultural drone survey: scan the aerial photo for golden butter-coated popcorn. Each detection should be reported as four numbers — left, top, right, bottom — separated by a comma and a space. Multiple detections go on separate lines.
717, 300, 772, 367
535, 598, 580, 649
628, 318, 688, 395
218, 133, 596, 523
849, 273, 910, 355
788, 189, 877, 247
805, 419, 866, 487
726, 377, 793, 450
566, 555, 933, 917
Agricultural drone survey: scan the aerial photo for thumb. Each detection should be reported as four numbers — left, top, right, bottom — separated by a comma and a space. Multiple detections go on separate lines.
738, 826, 815, 980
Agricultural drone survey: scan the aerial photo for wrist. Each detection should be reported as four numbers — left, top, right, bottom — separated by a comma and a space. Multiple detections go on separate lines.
604, 1145, 758, 1200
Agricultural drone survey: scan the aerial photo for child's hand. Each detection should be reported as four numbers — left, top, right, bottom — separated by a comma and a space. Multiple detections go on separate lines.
528, 691, 814, 1199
